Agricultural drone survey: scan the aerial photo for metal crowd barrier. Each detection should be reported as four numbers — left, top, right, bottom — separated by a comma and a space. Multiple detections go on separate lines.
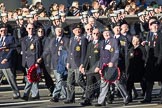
7, 15, 140, 27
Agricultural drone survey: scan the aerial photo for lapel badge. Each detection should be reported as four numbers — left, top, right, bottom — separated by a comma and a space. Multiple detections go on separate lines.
109, 47, 114, 52
120, 40, 126, 46
94, 49, 99, 53
130, 53, 134, 56
76, 46, 80, 51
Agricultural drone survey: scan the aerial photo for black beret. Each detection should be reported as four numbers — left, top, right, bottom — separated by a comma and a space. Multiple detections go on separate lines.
71, 23, 81, 30
112, 22, 121, 28
55, 24, 62, 29
150, 20, 160, 25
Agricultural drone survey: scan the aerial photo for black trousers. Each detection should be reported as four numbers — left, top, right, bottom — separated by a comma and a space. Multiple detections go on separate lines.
85, 73, 100, 100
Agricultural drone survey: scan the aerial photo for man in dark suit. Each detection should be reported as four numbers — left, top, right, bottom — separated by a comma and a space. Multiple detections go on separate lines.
0, 24, 20, 99
64, 23, 88, 104
41, 25, 69, 102
21, 23, 42, 101
95, 28, 129, 106
80, 28, 101, 106
141, 18, 162, 103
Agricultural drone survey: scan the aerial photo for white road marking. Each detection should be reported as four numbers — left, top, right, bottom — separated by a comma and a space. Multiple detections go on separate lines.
0, 99, 159, 108
113, 104, 158, 108
0, 100, 50, 106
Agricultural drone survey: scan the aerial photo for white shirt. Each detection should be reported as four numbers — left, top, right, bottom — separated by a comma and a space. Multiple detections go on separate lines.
114, 35, 120, 39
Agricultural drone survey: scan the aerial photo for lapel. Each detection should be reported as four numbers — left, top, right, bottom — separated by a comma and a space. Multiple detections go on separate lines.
25, 36, 34, 50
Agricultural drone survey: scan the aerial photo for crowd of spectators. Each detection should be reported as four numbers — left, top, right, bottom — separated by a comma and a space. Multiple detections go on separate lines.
0, 0, 162, 20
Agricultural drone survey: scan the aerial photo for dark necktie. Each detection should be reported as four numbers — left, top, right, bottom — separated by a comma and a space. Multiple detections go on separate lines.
56, 38, 59, 46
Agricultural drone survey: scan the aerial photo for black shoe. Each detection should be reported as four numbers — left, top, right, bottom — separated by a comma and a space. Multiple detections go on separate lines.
30, 96, 40, 101
140, 100, 151, 104
13, 96, 20, 99
50, 97, 59, 102
95, 103, 106, 106
124, 96, 129, 105
21, 96, 29, 101
64, 100, 75, 104
80, 99, 92, 106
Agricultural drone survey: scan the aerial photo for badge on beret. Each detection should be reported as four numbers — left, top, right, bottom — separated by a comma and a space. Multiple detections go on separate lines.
120, 40, 126, 46
94, 49, 99, 53
5, 48, 9, 52
110, 47, 114, 52
30, 44, 35, 50
76, 46, 80, 51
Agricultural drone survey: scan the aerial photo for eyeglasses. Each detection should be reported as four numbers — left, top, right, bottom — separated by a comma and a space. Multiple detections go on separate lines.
93, 33, 99, 35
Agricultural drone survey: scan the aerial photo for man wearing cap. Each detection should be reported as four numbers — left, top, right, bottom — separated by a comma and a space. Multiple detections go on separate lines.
21, 23, 42, 101
110, 23, 129, 104
80, 28, 101, 106
60, 13, 71, 37
47, 15, 61, 38
134, 11, 149, 38
1, 12, 13, 36
41, 25, 69, 102
0, 24, 20, 99
26, 13, 43, 35
141, 17, 162, 103
64, 23, 88, 104
83, 24, 93, 43
94, 28, 119, 106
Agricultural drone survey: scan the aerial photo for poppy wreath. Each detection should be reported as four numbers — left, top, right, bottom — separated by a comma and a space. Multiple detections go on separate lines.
27, 64, 41, 82
100, 63, 120, 84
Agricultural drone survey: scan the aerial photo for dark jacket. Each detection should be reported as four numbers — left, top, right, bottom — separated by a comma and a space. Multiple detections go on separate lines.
67, 36, 88, 69
43, 35, 69, 70
21, 36, 41, 68
0, 36, 15, 68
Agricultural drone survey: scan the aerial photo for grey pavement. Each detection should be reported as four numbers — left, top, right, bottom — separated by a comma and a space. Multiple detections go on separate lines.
0, 74, 162, 108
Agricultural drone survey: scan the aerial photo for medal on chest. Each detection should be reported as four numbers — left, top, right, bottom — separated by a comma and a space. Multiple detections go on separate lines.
76, 46, 81, 51
94, 49, 99, 53
120, 40, 126, 46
